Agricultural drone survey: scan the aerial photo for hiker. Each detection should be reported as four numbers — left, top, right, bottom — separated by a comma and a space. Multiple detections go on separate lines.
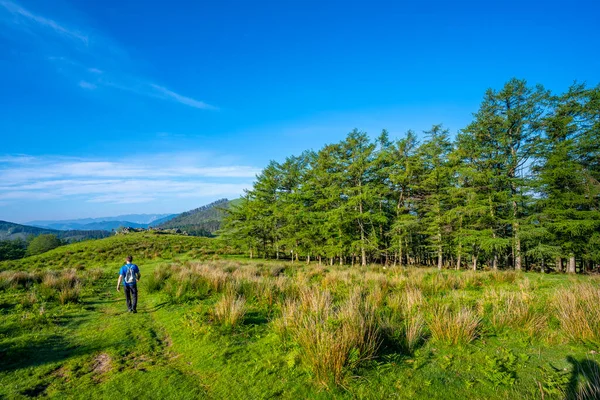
116, 255, 141, 313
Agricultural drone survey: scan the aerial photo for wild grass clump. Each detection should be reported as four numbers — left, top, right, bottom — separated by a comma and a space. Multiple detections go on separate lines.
429, 305, 480, 345
145, 265, 173, 293
554, 284, 600, 343
88, 268, 105, 282
381, 286, 426, 352
20, 290, 39, 308
58, 283, 81, 305
482, 289, 547, 336
0, 271, 37, 289
214, 287, 246, 328
278, 288, 380, 385
164, 270, 209, 303
402, 313, 426, 351
489, 270, 519, 284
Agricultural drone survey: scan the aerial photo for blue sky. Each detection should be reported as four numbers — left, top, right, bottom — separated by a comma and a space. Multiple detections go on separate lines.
1, 0, 599, 223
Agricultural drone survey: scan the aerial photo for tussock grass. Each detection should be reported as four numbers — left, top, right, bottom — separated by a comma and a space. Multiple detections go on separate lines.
277, 288, 380, 385
554, 283, 600, 343
482, 289, 547, 336
429, 305, 480, 345
145, 265, 172, 293
58, 283, 81, 304
0, 271, 38, 289
214, 287, 246, 327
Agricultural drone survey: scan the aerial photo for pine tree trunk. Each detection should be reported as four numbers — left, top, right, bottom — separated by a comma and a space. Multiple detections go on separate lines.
541, 258, 545, 273
307, 254, 310, 265
472, 254, 477, 271
556, 257, 562, 272
399, 239, 403, 267
437, 232, 443, 270
513, 198, 522, 270
568, 255, 576, 274
493, 254, 498, 270
250, 249, 253, 259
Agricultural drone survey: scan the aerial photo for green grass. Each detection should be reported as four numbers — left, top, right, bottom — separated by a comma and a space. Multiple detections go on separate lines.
1, 235, 600, 399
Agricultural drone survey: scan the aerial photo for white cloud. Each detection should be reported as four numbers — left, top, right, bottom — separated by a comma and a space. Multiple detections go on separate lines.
78, 80, 96, 89
150, 84, 218, 110
0, 0, 88, 44
1, 1, 216, 110
0, 153, 257, 206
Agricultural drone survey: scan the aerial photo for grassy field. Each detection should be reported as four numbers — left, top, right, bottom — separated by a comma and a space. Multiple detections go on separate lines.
1, 234, 599, 399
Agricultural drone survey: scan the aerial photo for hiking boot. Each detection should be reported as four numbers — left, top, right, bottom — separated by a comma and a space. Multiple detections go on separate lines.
132, 310, 137, 314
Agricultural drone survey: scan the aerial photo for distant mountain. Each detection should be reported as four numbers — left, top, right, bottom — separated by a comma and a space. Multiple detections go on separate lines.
0, 221, 111, 242
27, 213, 177, 231
148, 214, 178, 227
156, 199, 237, 236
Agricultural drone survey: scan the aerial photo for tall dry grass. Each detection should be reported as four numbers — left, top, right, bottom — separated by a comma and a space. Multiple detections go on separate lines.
482, 289, 547, 336
277, 288, 380, 385
554, 284, 600, 343
428, 305, 480, 345
214, 287, 246, 327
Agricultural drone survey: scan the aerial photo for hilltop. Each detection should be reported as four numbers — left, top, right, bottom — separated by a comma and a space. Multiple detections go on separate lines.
27, 214, 177, 231
0, 220, 110, 242
0, 231, 233, 271
156, 198, 239, 236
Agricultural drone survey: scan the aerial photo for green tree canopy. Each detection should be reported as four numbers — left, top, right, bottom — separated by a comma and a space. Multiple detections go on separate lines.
27, 234, 63, 256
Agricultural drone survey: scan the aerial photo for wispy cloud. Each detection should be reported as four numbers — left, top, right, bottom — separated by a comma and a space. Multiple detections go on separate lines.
150, 84, 218, 110
0, 1, 216, 110
0, 153, 257, 206
78, 80, 96, 90
0, 0, 88, 44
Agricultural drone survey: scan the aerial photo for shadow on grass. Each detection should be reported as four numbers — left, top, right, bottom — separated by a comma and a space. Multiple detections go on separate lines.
565, 355, 600, 400
142, 301, 170, 313
243, 311, 269, 326
0, 306, 101, 373
0, 334, 97, 373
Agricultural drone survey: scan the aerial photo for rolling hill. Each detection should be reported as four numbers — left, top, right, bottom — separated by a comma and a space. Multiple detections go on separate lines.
0, 220, 111, 242
156, 198, 238, 236
27, 213, 177, 231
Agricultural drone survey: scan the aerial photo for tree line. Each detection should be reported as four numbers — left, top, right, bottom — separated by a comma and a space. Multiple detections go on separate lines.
0, 234, 64, 261
221, 79, 600, 272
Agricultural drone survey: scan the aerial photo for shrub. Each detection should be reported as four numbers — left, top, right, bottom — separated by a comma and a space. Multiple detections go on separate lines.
429, 305, 480, 345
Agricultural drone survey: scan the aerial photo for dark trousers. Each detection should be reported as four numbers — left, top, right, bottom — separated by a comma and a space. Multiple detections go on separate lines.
124, 285, 138, 311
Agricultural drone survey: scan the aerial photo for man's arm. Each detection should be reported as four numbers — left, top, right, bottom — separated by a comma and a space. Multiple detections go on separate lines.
117, 274, 122, 291
136, 266, 141, 281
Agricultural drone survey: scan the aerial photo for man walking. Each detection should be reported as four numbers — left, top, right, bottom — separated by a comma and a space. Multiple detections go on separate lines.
117, 255, 141, 313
